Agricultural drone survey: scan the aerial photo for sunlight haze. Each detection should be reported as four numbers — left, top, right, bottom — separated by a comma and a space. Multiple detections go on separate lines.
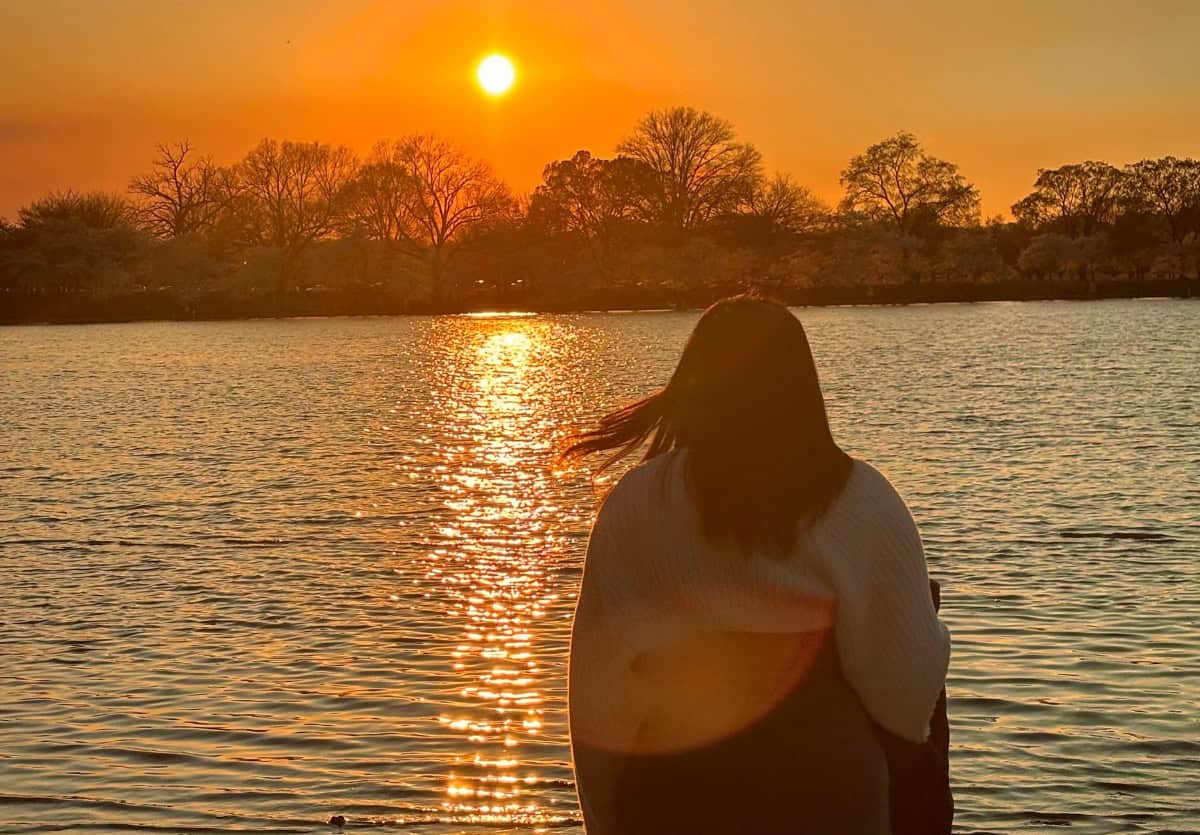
1, 0, 1198, 219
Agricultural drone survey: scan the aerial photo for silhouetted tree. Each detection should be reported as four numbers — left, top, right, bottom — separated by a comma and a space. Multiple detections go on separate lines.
1124, 156, 1200, 244
339, 143, 416, 243
1108, 208, 1162, 280
528, 151, 654, 238
839, 132, 980, 233
526, 150, 656, 282
5, 191, 146, 294
827, 223, 927, 285
19, 191, 139, 232
129, 141, 240, 239
0, 220, 16, 292
301, 236, 428, 301
746, 174, 829, 236
617, 107, 762, 234
711, 174, 829, 266
1017, 232, 1107, 280
235, 139, 358, 262
1011, 162, 1127, 237
387, 134, 515, 292
933, 228, 1008, 283
1017, 233, 1075, 279
7, 114, 1200, 323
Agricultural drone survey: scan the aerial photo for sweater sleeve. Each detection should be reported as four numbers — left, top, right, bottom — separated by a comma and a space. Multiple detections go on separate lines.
820, 464, 951, 743
569, 471, 652, 750
569, 478, 647, 833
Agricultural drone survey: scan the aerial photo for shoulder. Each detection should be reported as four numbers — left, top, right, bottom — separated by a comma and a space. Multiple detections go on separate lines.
835, 459, 911, 519
588, 453, 686, 563
816, 459, 922, 551
583, 453, 685, 603
843, 458, 900, 500
598, 451, 682, 519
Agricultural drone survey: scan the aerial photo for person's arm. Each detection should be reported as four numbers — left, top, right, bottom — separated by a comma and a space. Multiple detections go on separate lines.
569, 588, 635, 834
568, 484, 641, 833
825, 467, 951, 743
877, 578, 955, 835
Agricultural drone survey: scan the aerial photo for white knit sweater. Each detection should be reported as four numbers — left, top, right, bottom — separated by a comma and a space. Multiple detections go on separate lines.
568, 452, 951, 764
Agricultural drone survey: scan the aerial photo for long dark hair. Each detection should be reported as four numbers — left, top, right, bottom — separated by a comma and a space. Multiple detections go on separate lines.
564, 295, 852, 554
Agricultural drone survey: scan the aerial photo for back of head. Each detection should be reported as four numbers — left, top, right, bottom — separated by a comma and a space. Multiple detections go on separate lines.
566, 295, 851, 554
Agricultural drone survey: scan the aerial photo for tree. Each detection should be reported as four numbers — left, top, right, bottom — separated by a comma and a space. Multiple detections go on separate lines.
129, 141, 239, 239
387, 134, 515, 291
1011, 162, 1127, 237
0, 219, 16, 293
932, 228, 1007, 283
1017, 233, 1078, 279
527, 150, 653, 239
235, 139, 358, 260
7, 191, 145, 293
825, 223, 927, 286
746, 174, 829, 236
1017, 232, 1106, 280
712, 173, 829, 262
839, 132, 980, 232
526, 150, 655, 283
18, 190, 139, 232
1124, 156, 1200, 244
339, 143, 416, 243
617, 107, 762, 234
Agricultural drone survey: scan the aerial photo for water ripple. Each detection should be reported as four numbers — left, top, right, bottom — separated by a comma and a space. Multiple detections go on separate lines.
1, 300, 1198, 833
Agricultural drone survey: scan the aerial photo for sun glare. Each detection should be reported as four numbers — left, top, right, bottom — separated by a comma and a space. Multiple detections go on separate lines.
477, 54, 516, 96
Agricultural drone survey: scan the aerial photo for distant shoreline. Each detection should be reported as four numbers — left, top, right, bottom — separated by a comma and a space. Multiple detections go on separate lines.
2, 277, 1196, 327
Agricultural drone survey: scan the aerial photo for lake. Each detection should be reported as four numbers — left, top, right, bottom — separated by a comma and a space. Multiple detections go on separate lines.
1, 299, 1197, 834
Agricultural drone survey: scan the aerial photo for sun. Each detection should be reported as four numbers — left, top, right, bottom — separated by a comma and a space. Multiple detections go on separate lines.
477, 54, 516, 96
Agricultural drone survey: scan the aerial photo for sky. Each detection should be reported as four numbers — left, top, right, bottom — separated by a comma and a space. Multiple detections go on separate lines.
2, 0, 1198, 220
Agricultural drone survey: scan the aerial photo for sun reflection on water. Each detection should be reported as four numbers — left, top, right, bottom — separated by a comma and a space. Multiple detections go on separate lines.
424, 321, 573, 828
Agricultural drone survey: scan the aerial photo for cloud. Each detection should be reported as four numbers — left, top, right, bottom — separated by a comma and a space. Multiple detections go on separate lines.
0, 121, 57, 142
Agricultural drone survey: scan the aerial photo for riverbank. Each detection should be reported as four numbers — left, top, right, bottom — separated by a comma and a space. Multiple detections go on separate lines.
2, 276, 1196, 325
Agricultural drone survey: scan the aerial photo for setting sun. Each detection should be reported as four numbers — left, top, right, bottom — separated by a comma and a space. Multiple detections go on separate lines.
477, 54, 516, 96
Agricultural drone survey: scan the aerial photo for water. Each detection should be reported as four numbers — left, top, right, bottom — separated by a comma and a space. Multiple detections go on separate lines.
1, 300, 1197, 835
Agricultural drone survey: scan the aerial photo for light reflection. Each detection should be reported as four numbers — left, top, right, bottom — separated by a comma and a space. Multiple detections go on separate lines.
420, 319, 569, 828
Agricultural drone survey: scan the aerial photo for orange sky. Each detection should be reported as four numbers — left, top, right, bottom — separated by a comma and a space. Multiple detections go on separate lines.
2, 0, 1198, 221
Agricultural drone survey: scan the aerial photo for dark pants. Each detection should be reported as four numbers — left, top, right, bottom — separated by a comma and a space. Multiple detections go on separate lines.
575, 583, 953, 835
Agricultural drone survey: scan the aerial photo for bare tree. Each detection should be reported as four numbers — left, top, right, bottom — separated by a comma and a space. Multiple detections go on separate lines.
617, 107, 762, 234
387, 134, 515, 289
1124, 156, 1200, 243
236, 139, 358, 259
339, 142, 415, 243
747, 173, 829, 235
1011, 161, 1127, 237
129, 142, 239, 239
840, 132, 980, 232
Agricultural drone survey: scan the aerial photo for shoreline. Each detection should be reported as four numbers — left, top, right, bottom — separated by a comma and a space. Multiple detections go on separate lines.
2, 276, 1196, 327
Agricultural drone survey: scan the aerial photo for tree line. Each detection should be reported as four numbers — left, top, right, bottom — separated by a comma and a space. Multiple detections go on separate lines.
2, 106, 1198, 321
